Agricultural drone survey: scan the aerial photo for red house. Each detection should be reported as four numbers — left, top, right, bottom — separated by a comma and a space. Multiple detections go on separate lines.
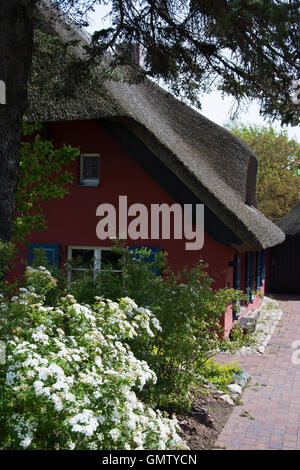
14, 10, 284, 335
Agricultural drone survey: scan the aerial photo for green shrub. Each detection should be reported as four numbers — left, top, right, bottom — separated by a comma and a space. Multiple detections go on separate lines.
0, 241, 16, 278
67, 245, 247, 412
200, 359, 242, 392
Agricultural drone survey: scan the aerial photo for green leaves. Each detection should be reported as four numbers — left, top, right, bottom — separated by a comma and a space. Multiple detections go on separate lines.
13, 122, 79, 242
229, 123, 300, 222
66, 243, 249, 412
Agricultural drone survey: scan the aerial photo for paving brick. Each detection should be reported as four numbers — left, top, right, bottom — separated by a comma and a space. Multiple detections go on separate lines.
214, 296, 300, 450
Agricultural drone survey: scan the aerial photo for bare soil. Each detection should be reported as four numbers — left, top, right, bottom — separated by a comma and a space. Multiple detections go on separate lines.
177, 391, 234, 450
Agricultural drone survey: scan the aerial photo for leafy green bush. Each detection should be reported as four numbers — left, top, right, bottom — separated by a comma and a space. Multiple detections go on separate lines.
0, 266, 186, 450
29, 247, 66, 307
200, 359, 242, 393
67, 245, 248, 412
0, 241, 17, 297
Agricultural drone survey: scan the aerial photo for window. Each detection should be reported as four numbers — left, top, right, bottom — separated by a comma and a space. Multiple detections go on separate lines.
28, 243, 60, 267
67, 247, 122, 282
79, 154, 100, 186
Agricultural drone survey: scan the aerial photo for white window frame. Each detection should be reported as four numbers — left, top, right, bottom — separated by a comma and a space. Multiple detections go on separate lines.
79, 154, 100, 187
67, 246, 122, 283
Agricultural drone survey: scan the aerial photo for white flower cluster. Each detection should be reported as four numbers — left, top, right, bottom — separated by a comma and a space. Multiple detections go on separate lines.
0, 266, 187, 451
9, 414, 36, 449
69, 409, 99, 437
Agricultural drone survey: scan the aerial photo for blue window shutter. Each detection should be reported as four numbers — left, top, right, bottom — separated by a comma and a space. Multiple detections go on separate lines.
28, 243, 60, 267
261, 250, 266, 282
233, 254, 242, 290
129, 246, 162, 276
256, 251, 262, 289
233, 254, 242, 320
245, 252, 254, 304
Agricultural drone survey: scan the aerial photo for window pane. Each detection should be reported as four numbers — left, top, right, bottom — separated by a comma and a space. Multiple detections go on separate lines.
83, 156, 99, 179
71, 269, 91, 282
101, 250, 122, 271
71, 249, 94, 269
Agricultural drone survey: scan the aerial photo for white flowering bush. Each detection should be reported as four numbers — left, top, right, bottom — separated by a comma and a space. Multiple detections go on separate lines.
0, 266, 187, 450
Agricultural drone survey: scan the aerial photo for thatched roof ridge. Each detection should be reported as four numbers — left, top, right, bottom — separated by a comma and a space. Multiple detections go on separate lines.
25, 3, 285, 251
277, 202, 300, 236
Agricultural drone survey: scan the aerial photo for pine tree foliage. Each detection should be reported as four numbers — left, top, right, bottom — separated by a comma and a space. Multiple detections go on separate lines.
53, 0, 300, 125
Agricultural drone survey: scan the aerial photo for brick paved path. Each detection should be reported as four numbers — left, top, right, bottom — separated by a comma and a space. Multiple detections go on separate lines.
214, 296, 300, 450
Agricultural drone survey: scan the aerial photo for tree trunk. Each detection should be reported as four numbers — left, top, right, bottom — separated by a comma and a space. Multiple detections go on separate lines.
0, 1, 34, 242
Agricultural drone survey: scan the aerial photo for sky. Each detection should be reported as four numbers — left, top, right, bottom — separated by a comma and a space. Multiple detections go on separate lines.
84, 4, 300, 141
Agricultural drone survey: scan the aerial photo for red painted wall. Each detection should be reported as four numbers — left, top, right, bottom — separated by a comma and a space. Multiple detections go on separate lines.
11, 119, 263, 334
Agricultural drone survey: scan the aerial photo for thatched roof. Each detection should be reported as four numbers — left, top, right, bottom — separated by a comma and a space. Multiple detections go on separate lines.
25, 3, 285, 252
277, 202, 300, 236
